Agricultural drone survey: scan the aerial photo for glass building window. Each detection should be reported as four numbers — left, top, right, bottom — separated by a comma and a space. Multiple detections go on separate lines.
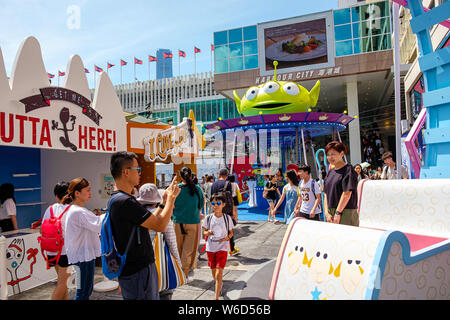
215, 45, 229, 60
229, 28, 243, 43
230, 57, 244, 72
335, 24, 352, 41
229, 42, 243, 57
244, 55, 258, 69
244, 40, 258, 55
214, 31, 228, 46
334, 8, 351, 25
336, 40, 353, 56
214, 25, 258, 74
243, 25, 257, 41
334, 0, 391, 56
216, 59, 228, 73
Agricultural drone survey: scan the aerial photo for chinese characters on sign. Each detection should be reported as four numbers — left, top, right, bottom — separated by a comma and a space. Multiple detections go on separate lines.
255, 66, 341, 84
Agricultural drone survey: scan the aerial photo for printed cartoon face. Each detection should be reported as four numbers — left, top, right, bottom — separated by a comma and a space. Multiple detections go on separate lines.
286, 232, 311, 275
7, 239, 25, 270
334, 241, 365, 294
233, 80, 320, 117
309, 236, 336, 284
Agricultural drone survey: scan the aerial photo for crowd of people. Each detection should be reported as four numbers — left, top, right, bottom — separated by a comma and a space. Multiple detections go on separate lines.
1, 139, 410, 301
30, 152, 242, 301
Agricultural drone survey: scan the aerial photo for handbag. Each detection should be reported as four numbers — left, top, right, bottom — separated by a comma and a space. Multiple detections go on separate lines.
153, 232, 185, 291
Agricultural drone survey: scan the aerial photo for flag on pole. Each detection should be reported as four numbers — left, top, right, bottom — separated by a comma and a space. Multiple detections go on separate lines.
134, 57, 143, 64
84, 68, 90, 73
149, 55, 158, 62
47, 73, 55, 78
107, 62, 115, 69
95, 65, 103, 72
120, 59, 127, 66
211, 44, 214, 51
194, 46, 201, 53
179, 50, 186, 57
58, 71, 65, 76
163, 52, 173, 59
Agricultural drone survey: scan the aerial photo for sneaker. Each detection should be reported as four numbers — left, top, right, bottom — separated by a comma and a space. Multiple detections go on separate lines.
185, 275, 194, 283
229, 248, 240, 256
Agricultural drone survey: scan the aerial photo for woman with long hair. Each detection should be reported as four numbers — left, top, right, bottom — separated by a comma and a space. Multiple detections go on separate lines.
323, 141, 359, 226
41, 181, 71, 300
354, 164, 367, 182
264, 175, 281, 223
172, 167, 204, 282
271, 170, 300, 224
63, 178, 105, 300
0, 183, 17, 232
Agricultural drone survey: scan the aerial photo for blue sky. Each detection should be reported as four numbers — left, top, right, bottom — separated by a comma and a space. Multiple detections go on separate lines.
0, 0, 338, 89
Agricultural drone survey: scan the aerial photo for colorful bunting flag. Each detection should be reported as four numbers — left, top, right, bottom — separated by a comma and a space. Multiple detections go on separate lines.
95, 65, 103, 72
149, 55, 158, 62
134, 57, 143, 64
194, 46, 201, 53
47, 73, 55, 78
120, 59, 127, 66
179, 50, 186, 57
163, 52, 173, 59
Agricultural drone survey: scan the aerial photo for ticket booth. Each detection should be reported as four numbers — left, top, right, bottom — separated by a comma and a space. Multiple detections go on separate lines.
0, 36, 127, 298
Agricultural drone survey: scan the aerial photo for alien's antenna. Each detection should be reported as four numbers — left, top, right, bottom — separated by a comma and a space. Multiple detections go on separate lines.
273, 60, 278, 81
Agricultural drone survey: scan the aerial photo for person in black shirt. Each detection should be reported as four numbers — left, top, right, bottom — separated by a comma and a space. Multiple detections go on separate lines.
323, 141, 359, 226
265, 175, 281, 223
109, 151, 180, 300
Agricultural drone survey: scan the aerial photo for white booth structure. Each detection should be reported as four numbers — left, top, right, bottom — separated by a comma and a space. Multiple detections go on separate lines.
0, 36, 127, 298
269, 178, 449, 300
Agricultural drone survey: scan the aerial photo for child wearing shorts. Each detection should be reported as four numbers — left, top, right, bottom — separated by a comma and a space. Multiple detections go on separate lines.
202, 192, 234, 300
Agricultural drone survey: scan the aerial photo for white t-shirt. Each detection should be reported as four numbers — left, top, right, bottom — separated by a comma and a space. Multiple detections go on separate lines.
64, 205, 105, 264
298, 179, 321, 215
0, 198, 16, 220
381, 164, 409, 180
202, 214, 233, 253
42, 203, 70, 255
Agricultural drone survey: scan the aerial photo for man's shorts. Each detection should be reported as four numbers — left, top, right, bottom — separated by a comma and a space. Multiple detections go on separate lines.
47, 254, 70, 268
207, 251, 228, 269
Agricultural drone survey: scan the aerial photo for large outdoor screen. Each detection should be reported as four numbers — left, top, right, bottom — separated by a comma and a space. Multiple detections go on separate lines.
258, 11, 335, 76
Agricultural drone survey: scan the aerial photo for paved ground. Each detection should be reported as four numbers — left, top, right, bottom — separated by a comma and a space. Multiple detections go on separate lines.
8, 220, 288, 300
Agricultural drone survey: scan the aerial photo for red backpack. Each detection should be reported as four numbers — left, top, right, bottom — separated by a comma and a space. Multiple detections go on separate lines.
38, 204, 71, 267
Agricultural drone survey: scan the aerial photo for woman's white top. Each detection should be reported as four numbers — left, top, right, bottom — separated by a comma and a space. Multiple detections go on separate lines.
64, 205, 105, 264
0, 198, 16, 220
42, 203, 70, 255
231, 182, 238, 197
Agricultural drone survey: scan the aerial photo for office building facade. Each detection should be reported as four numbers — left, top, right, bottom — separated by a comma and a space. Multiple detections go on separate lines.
156, 48, 173, 79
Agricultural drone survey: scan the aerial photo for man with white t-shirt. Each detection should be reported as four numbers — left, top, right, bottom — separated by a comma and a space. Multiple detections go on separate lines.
293, 165, 322, 221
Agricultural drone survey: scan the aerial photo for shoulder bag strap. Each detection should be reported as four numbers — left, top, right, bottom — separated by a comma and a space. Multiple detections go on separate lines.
57, 205, 72, 220
49, 205, 55, 219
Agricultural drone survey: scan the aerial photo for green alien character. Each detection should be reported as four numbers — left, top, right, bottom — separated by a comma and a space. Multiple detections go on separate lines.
233, 61, 320, 117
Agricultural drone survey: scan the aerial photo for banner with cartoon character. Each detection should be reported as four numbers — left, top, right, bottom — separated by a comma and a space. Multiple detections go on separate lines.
0, 36, 126, 153
3, 230, 56, 296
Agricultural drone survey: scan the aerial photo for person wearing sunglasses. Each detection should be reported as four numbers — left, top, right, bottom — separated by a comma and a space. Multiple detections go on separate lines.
202, 192, 234, 300
108, 151, 180, 300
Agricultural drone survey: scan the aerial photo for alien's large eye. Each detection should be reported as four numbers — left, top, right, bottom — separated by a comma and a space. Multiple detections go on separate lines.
263, 81, 280, 94
245, 87, 259, 100
283, 83, 299, 95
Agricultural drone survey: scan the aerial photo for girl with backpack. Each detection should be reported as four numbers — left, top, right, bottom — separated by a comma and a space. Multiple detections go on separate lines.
173, 167, 204, 283
40, 181, 71, 300
63, 178, 105, 300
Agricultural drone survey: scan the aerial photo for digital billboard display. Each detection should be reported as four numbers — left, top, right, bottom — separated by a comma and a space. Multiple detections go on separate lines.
258, 11, 335, 76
